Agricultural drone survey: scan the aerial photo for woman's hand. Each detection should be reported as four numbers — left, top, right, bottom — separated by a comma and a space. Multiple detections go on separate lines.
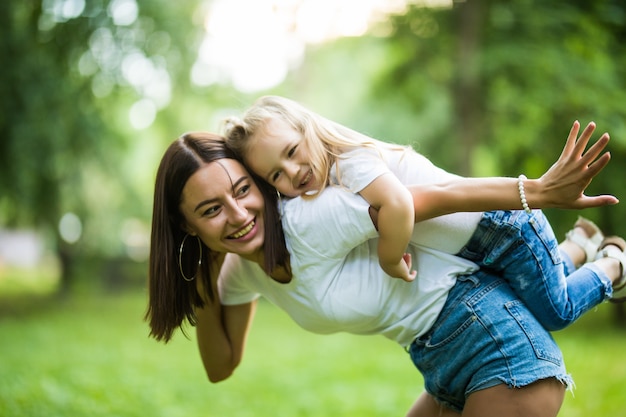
533, 121, 619, 209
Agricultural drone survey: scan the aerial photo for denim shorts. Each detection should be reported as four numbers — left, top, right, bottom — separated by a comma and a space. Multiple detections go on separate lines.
407, 271, 573, 412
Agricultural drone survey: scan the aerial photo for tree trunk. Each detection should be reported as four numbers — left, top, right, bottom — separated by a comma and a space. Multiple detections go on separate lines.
452, 0, 487, 176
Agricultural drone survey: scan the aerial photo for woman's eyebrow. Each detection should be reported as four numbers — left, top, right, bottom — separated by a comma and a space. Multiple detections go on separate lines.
192, 176, 249, 212
194, 197, 218, 213
231, 176, 249, 191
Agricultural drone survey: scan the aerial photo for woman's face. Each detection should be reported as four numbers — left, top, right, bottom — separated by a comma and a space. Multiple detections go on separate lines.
179, 158, 265, 258
244, 117, 321, 197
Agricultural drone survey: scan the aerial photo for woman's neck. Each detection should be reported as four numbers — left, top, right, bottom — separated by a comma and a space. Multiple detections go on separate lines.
239, 250, 264, 266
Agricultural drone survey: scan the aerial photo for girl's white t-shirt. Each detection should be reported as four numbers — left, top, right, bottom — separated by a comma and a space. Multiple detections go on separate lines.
332, 143, 483, 254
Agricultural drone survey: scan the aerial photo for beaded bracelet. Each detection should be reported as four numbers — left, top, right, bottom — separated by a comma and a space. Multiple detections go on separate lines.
517, 174, 532, 214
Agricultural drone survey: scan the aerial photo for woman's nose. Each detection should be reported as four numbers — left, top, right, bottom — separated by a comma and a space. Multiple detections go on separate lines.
226, 200, 248, 224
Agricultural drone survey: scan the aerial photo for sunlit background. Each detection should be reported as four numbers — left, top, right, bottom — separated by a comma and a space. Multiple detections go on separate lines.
193, 0, 451, 93
1, 1, 626, 416
67, 0, 453, 129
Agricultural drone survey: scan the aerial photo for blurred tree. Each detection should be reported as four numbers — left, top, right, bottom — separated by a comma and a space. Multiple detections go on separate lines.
366, 0, 626, 235
0, 0, 205, 293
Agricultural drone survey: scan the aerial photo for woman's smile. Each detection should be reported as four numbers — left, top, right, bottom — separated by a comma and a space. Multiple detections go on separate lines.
228, 219, 256, 240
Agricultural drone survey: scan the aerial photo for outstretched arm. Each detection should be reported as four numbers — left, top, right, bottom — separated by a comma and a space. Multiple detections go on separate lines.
407, 121, 618, 222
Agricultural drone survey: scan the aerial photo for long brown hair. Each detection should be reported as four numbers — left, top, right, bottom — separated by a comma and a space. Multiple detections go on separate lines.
145, 132, 289, 342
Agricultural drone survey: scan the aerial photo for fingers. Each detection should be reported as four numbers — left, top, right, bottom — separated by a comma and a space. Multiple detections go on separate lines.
562, 120, 580, 154
559, 120, 593, 163
406, 270, 417, 282
542, 121, 615, 210
403, 253, 417, 282
575, 194, 619, 209
562, 121, 609, 172
586, 151, 611, 178
575, 121, 597, 149
581, 132, 610, 165
577, 133, 610, 160
403, 253, 412, 269
559, 120, 581, 160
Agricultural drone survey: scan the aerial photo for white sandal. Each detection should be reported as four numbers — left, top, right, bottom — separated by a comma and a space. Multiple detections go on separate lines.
565, 216, 604, 264
595, 236, 626, 303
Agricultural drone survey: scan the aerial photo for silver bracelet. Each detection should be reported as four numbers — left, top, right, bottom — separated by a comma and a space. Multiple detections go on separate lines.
517, 174, 532, 214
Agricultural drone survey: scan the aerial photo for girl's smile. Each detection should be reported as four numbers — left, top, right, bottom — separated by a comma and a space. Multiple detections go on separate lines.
245, 118, 321, 197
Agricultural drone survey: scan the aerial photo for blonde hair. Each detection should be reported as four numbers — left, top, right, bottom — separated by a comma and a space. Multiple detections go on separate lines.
224, 95, 407, 198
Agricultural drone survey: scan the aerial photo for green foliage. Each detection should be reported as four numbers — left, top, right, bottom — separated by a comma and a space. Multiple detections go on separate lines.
371, 0, 626, 169
0, 0, 215, 281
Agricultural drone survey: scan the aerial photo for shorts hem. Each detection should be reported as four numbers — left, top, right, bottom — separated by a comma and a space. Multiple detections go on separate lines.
469, 373, 575, 398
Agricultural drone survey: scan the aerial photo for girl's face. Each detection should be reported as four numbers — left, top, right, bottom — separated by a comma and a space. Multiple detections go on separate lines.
179, 159, 265, 259
244, 117, 322, 197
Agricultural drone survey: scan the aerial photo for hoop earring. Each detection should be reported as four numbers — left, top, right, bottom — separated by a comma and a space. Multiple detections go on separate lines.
178, 234, 202, 281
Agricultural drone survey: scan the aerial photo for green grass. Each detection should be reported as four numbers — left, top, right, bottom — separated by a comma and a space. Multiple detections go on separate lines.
0, 286, 625, 416
553, 305, 626, 417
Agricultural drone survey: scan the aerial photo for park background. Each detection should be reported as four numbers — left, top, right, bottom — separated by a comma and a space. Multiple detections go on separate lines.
1, 0, 626, 415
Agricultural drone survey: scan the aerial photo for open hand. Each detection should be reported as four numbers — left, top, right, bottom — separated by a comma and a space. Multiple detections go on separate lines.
538, 121, 619, 209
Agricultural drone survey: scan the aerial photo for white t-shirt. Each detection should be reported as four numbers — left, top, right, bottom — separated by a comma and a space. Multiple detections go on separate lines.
332, 144, 483, 254
219, 187, 478, 347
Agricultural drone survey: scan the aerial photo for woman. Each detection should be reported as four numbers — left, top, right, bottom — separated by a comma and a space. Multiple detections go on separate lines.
146, 129, 622, 416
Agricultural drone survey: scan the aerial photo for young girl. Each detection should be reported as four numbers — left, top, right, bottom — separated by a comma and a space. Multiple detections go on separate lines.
223, 95, 626, 329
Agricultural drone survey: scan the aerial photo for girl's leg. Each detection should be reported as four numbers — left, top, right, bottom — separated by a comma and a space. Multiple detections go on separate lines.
456, 211, 611, 330
535, 217, 624, 302
462, 379, 565, 417
560, 216, 604, 269
594, 236, 626, 302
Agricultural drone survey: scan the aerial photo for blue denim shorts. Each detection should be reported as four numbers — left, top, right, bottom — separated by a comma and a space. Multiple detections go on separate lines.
407, 271, 573, 412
